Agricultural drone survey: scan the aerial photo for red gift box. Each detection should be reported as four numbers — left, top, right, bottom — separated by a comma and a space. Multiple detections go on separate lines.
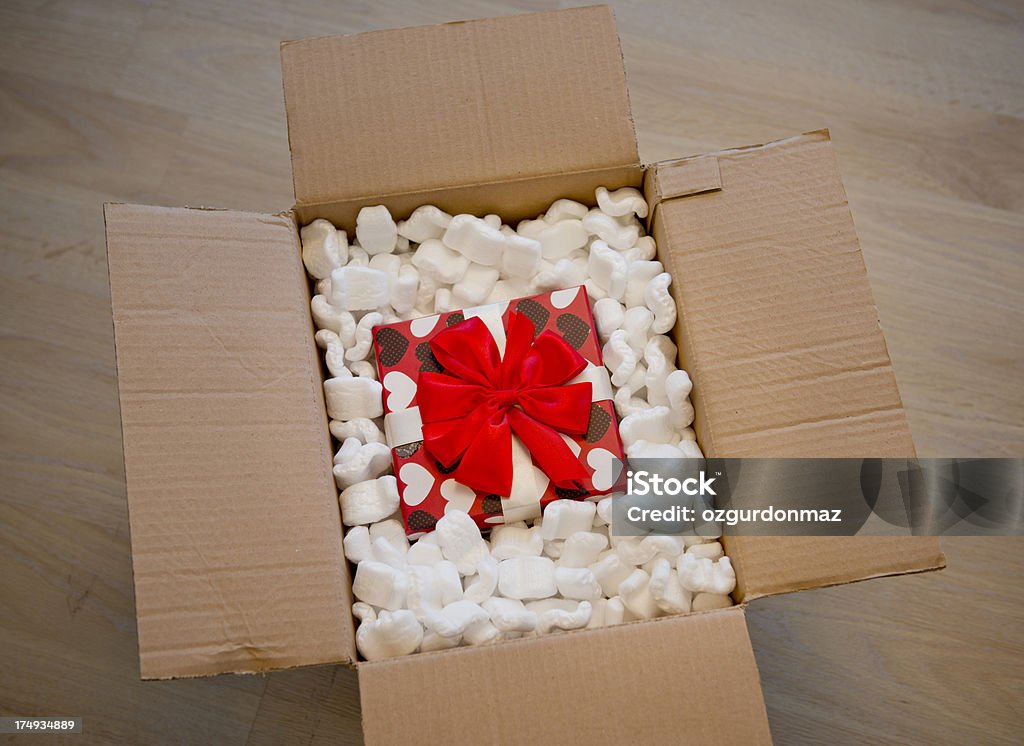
372, 286, 625, 536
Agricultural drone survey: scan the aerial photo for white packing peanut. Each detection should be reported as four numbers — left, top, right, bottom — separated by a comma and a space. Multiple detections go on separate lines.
333, 439, 392, 490
543, 540, 563, 560
435, 510, 489, 576
330, 266, 390, 311
618, 406, 674, 447
339, 475, 399, 526
323, 376, 383, 421
686, 542, 725, 561
352, 601, 376, 624
462, 553, 499, 604
533, 600, 592, 634
642, 534, 685, 559
356, 609, 422, 661
371, 536, 406, 570
329, 417, 385, 445
369, 519, 410, 557
434, 287, 454, 314
411, 238, 470, 284
665, 370, 695, 429
623, 236, 657, 262
463, 619, 501, 646
538, 500, 596, 540
582, 209, 640, 250
592, 297, 625, 344
349, 359, 377, 380
368, 252, 401, 277
451, 263, 500, 306
596, 186, 649, 220
443, 214, 504, 266
397, 205, 451, 243
489, 524, 544, 560
300, 218, 348, 279
644, 335, 677, 407
644, 272, 677, 334
423, 600, 489, 639
602, 329, 638, 388
497, 556, 557, 600
406, 539, 444, 566
310, 295, 356, 341
621, 306, 655, 352
482, 598, 538, 634
347, 245, 369, 267
389, 265, 420, 315
501, 233, 542, 278
618, 569, 661, 620
604, 596, 626, 626
677, 554, 737, 596
554, 567, 603, 601
624, 259, 663, 309
590, 553, 634, 597
421, 630, 461, 652
544, 198, 589, 223
315, 330, 350, 378
613, 537, 658, 567
355, 205, 398, 256
352, 560, 407, 610
537, 219, 589, 261
343, 525, 373, 564
587, 240, 629, 299
346, 312, 383, 362
558, 531, 609, 568
648, 558, 692, 614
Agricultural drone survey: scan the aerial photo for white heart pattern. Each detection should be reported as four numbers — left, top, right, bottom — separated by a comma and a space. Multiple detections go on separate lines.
440, 479, 477, 515
560, 432, 582, 458
409, 314, 440, 338
587, 447, 618, 492
549, 286, 580, 309
399, 462, 435, 506
383, 370, 416, 411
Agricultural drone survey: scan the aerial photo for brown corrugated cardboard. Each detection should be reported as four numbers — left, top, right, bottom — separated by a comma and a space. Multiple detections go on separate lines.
104, 204, 354, 679
360, 607, 771, 745
649, 131, 916, 458
101, 5, 948, 741
724, 536, 946, 602
282, 5, 639, 212
647, 131, 944, 601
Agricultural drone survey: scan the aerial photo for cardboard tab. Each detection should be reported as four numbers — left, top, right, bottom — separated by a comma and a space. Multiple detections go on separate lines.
281, 5, 639, 209
643, 154, 721, 207
104, 204, 354, 678
649, 131, 945, 599
358, 607, 771, 744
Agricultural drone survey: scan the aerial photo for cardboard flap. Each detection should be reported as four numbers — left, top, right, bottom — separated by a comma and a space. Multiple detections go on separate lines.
650, 130, 918, 458
104, 204, 354, 679
358, 608, 771, 745
724, 536, 946, 602
648, 131, 945, 598
281, 5, 639, 209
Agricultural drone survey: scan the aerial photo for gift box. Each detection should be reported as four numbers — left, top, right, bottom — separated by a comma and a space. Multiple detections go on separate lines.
372, 285, 626, 535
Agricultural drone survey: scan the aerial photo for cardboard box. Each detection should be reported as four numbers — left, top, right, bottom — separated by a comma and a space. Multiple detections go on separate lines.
102, 6, 945, 743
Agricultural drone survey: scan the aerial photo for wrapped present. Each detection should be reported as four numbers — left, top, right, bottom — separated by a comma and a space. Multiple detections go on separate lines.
372, 285, 625, 536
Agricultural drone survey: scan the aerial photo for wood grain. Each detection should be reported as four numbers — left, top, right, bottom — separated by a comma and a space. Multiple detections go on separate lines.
0, 1, 1020, 744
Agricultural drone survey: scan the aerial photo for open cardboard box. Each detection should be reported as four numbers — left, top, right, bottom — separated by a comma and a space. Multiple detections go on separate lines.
103, 6, 946, 743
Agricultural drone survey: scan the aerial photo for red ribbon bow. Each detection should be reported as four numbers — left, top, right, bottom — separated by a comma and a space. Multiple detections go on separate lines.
417, 312, 593, 497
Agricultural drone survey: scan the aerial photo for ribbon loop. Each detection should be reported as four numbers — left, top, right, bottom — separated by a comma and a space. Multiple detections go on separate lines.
418, 312, 593, 497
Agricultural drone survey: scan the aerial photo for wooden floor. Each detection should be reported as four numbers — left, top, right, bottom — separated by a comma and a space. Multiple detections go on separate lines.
1, 1, 1021, 743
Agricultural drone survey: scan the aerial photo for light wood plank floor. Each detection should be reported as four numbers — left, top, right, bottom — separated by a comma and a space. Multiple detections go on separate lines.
1, 1, 1021, 743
